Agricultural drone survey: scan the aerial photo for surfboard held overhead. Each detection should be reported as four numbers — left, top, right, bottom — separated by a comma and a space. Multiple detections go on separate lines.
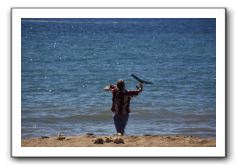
131, 74, 153, 85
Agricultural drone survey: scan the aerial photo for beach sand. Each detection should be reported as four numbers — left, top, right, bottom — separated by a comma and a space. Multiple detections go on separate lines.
22, 134, 215, 147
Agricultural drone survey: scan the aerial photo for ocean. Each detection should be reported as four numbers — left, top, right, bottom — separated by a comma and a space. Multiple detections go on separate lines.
21, 18, 216, 138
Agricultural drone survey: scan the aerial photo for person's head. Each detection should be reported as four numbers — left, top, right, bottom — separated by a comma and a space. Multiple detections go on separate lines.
117, 79, 125, 90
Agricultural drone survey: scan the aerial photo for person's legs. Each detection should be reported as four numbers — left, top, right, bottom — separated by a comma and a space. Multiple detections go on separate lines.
121, 114, 129, 135
113, 115, 122, 134
113, 114, 129, 135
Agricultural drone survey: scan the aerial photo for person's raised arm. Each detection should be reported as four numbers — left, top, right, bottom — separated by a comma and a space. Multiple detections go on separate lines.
128, 82, 143, 97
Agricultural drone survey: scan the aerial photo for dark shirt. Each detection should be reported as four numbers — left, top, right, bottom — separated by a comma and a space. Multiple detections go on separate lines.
110, 86, 141, 115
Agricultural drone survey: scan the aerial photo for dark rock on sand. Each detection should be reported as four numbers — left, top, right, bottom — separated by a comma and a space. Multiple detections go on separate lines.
113, 138, 125, 144
57, 133, 66, 140
143, 134, 152, 136
105, 137, 113, 143
41, 136, 49, 139
94, 138, 104, 144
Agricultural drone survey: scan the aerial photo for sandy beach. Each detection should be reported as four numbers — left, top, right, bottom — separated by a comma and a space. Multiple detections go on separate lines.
22, 134, 215, 147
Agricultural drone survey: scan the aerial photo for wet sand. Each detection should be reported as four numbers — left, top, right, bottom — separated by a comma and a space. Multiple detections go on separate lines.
22, 134, 216, 147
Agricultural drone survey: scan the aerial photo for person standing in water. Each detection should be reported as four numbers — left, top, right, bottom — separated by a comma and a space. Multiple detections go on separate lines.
107, 79, 143, 136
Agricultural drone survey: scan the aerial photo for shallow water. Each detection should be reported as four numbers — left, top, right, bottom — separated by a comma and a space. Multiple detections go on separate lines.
21, 18, 216, 138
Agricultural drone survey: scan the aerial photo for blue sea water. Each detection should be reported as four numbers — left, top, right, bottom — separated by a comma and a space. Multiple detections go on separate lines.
21, 18, 216, 138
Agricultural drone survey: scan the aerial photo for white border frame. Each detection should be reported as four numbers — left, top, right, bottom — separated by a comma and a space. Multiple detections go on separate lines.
11, 8, 226, 157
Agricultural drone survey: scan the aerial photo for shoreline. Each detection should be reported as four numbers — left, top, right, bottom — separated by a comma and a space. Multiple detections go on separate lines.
22, 134, 216, 147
